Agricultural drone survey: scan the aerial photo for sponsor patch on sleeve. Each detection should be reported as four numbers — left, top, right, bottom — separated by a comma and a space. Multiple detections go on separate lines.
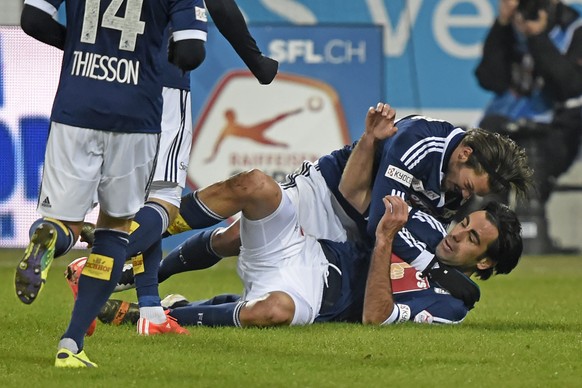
195, 6, 207, 22
385, 165, 413, 187
82, 254, 114, 281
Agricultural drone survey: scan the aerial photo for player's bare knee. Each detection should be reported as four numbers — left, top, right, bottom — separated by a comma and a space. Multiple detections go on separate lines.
226, 169, 274, 199
240, 292, 295, 327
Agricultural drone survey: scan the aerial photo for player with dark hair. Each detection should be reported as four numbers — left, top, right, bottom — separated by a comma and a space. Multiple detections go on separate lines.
15, 0, 205, 368
74, 104, 523, 327
129, 112, 532, 290
92, 178, 523, 327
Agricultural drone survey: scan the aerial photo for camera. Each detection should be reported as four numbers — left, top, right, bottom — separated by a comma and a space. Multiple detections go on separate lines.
517, 0, 551, 21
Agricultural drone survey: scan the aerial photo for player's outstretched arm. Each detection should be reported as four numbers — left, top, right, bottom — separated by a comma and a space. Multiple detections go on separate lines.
339, 103, 397, 214
20, 4, 66, 50
362, 195, 408, 325
206, 0, 278, 84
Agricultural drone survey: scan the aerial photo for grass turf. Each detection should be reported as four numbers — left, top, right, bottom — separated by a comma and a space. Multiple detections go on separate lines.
0, 249, 580, 387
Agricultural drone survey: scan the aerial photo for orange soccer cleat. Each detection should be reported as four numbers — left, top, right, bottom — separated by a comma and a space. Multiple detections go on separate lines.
137, 311, 190, 336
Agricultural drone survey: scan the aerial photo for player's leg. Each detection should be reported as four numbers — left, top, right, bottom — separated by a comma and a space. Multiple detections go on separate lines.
163, 168, 282, 235
166, 187, 307, 327
167, 169, 283, 228
167, 291, 294, 327
124, 87, 189, 258
157, 221, 241, 282
100, 182, 326, 328
233, 186, 329, 327
160, 161, 351, 280
88, 222, 239, 294
57, 130, 157, 364
15, 122, 97, 304
130, 87, 192, 333
98, 170, 283, 327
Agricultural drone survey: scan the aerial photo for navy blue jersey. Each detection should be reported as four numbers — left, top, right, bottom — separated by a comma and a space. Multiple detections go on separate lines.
368, 115, 466, 230
318, 115, 466, 271
34, 0, 205, 133
316, 235, 472, 325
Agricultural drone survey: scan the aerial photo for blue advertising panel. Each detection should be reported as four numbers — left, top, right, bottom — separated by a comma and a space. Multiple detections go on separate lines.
187, 24, 383, 190
170, 24, 383, 250
191, 24, 383, 144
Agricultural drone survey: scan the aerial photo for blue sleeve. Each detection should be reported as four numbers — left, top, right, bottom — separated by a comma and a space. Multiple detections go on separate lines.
391, 290, 469, 324
392, 208, 447, 271
170, 0, 208, 36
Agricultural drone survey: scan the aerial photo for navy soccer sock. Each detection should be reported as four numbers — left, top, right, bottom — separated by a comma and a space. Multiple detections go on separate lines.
158, 229, 222, 283
127, 202, 169, 258
135, 239, 163, 307
62, 229, 128, 350
168, 300, 246, 327
165, 191, 226, 235
29, 218, 75, 257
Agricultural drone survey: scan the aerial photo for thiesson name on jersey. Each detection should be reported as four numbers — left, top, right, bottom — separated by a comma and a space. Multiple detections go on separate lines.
71, 50, 139, 85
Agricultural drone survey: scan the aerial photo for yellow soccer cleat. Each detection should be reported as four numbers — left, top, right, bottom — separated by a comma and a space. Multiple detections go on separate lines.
15, 222, 57, 304
55, 348, 98, 368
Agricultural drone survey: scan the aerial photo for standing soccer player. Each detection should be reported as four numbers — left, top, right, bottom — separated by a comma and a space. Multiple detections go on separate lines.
70, 0, 280, 335
16, 0, 205, 367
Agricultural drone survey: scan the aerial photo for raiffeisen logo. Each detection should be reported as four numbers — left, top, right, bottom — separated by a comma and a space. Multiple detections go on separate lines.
188, 71, 351, 189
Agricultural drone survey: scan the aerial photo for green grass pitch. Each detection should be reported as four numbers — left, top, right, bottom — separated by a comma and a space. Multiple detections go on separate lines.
0, 249, 580, 387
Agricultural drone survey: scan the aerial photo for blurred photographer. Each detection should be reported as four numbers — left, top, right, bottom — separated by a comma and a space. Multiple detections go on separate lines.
475, 0, 582, 254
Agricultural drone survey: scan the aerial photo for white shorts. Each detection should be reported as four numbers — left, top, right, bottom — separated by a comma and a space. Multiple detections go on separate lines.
148, 87, 192, 207
237, 187, 330, 325
38, 122, 159, 220
280, 161, 355, 243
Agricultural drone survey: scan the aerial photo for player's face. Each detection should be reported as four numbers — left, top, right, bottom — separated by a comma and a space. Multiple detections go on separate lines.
435, 211, 499, 270
443, 164, 490, 200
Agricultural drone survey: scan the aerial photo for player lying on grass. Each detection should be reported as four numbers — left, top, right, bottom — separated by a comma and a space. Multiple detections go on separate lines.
86, 181, 521, 327
155, 106, 533, 279
96, 101, 529, 307
72, 104, 521, 326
